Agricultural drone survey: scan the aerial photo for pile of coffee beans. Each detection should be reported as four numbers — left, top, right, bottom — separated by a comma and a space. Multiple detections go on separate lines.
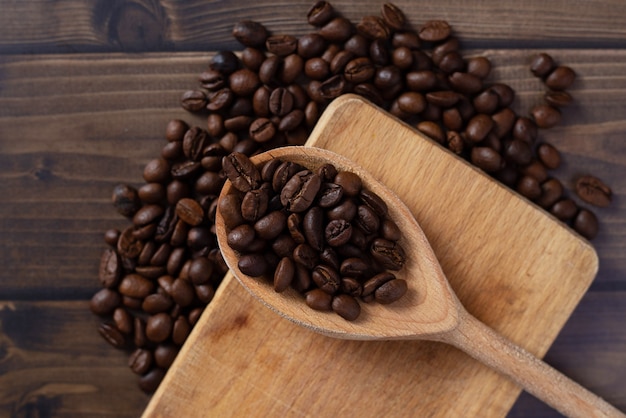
91, 1, 612, 393
220, 152, 408, 321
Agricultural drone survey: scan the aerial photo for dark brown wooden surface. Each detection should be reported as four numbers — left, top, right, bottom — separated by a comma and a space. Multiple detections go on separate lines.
0, 1, 624, 417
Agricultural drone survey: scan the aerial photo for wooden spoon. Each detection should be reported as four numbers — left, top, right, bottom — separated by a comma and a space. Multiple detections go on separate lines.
215, 146, 624, 418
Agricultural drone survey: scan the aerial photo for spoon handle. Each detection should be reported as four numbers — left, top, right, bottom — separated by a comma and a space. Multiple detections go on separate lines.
441, 308, 624, 418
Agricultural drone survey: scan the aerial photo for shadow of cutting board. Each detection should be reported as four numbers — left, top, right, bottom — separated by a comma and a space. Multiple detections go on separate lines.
143, 94, 598, 417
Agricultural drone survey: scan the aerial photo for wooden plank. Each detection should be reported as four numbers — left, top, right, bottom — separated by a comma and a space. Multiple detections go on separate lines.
142, 95, 612, 417
0, 301, 150, 417
1, 1, 626, 53
0, 51, 625, 298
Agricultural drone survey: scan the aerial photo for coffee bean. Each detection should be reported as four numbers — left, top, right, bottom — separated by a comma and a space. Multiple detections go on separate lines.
318, 17, 353, 43
98, 322, 126, 349
536, 178, 564, 209
310, 265, 340, 294
504, 139, 532, 166
274, 257, 295, 292
531, 104, 561, 129
545, 91, 573, 108
90, 288, 122, 316
537, 143, 561, 169
232, 20, 268, 47
530, 53, 555, 78
180, 90, 207, 112
129, 348, 153, 375
357, 15, 389, 40
545, 66, 576, 91
223, 152, 261, 192
280, 170, 322, 212
381, 3, 405, 30
146, 313, 173, 343
142, 293, 173, 314
551, 199, 578, 222
307, 1, 335, 26
112, 184, 141, 218
375, 278, 408, 304
266, 34, 297, 56
238, 253, 269, 277
371, 238, 406, 270
418, 20, 451, 42
516, 175, 541, 200
467, 56, 491, 79
575, 175, 612, 207
448, 72, 482, 95
255, 211, 287, 240
471, 147, 503, 172
305, 288, 333, 311
574, 209, 599, 240
99, 248, 122, 288
332, 294, 361, 321
138, 368, 165, 394
172, 316, 192, 345
465, 114, 494, 143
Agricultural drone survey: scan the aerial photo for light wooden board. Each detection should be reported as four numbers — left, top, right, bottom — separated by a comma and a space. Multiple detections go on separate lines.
142, 95, 598, 417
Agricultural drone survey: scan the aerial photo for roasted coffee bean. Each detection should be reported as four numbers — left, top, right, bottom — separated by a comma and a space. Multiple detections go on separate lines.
172, 316, 191, 345
516, 175, 541, 200
223, 152, 261, 192
513, 117, 538, 143
274, 257, 295, 292
419, 20, 451, 42
332, 294, 361, 320
325, 219, 353, 246
416, 121, 445, 143
362, 272, 395, 297
119, 274, 155, 299
375, 278, 408, 304
467, 56, 491, 79
165, 119, 188, 142
99, 248, 122, 288
381, 3, 405, 30
545, 91, 573, 108
356, 204, 380, 234
438, 51, 465, 74
293, 243, 319, 269
319, 17, 353, 42
371, 238, 405, 270
138, 368, 166, 394
448, 72, 482, 95
143, 158, 171, 184
312, 265, 341, 294
98, 322, 126, 349
175, 198, 204, 226
142, 293, 173, 314
472, 89, 499, 114
133, 205, 163, 229
575, 175, 612, 207
113, 307, 133, 334
491, 108, 516, 139
357, 15, 389, 40
305, 288, 333, 310
180, 90, 207, 112
297, 33, 326, 58
465, 114, 493, 143
241, 187, 270, 222
146, 313, 173, 343
574, 209, 599, 240
266, 34, 297, 56
531, 104, 561, 129
545, 66, 576, 91
536, 178, 564, 209
551, 199, 578, 222
530, 53, 555, 78
227, 224, 256, 252
112, 184, 141, 218
302, 207, 324, 250
537, 143, 561, 169
504, 139, 532, 166
90, 288, 122, 316
232, 20, 268, 47
128, 348, 153, 375
489, 83, 515, 108
523, 162, 549, 186
280, 170, 322, 212
471, 147, 503, 172
238, 253, 269, 277
138, 183, 165, 204
307, 1, 335, 26
340, 257, 372, 279
255, 211, 287, 240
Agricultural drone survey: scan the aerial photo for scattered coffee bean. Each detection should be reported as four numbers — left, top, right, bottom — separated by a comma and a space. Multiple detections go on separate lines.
575, 175, 612, 207
93, 1, 607, 394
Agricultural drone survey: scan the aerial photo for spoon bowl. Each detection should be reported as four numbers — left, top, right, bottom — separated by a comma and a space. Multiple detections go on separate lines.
216, 146, 459, 340
215, 146, 624, 418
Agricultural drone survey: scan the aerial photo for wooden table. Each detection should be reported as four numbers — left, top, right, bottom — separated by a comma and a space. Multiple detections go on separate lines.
1, 1, 624, 417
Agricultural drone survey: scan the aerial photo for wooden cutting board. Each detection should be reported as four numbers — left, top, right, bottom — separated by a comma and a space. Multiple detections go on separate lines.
142, 94, 598, 417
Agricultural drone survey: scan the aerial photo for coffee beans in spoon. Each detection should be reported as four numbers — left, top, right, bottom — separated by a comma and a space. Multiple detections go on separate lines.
220, 151, 408, 321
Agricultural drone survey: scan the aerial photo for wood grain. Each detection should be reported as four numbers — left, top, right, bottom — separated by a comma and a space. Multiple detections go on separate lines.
142, 96, 614, 417
2, 0, 626, 53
